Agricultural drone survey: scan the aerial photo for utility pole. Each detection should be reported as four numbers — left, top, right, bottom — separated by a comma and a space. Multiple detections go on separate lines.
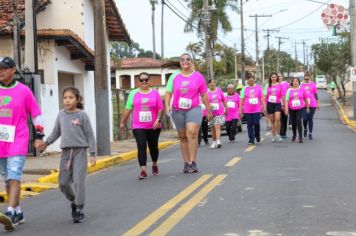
234, 43, 238, 81
276, 36, 289, 72
161, 0, 164, 59
240, 0, 246, 85
350, 0, 356, 119
25, 0, 37, 72
250, 14, 271, 81
263, 29, 278, 76
202, 0, 213, 81
94, 0, 111, 155
302, 40, 306, 70
295, 40, 298, 71
12, 0, 21, 69
150, 0, 157, 59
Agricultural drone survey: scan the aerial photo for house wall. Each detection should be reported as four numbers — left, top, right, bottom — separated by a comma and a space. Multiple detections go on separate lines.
37, 0, 85, 41
0, 38, 13, 57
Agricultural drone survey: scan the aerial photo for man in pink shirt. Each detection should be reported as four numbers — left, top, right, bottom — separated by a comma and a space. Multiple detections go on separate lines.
0, 57, 44, 231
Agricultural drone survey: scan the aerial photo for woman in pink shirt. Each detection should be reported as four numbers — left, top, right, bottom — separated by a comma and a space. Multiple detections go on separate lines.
278, 72, 290, 139
165, 54, 211, 173
207, 79, 227, 148
121, 72, 164, 180
239, 74, 266, 145
300, 71, 318, 140
264, 72, 284, 142
285, 77, 310, 143
225, 84, 240, 142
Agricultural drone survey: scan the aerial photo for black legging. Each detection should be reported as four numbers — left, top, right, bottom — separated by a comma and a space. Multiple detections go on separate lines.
198, 116, 208, 144
280, 109, 288, 136
133, 129, 161, 166
290, 108, 305, 138
303, 107, 316, 133
226, 119, 238, 140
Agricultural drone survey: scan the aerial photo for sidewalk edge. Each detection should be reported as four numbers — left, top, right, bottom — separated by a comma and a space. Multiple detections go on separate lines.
330, 95, 356, 129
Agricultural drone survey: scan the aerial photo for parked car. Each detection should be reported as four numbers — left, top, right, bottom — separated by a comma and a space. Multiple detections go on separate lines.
315, 75, 327, 89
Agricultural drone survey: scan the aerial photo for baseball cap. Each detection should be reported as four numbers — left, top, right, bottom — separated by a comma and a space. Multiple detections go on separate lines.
0, 57, 16, 69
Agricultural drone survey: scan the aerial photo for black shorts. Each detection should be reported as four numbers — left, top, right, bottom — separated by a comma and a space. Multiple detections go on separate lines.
267, 102, 282, 114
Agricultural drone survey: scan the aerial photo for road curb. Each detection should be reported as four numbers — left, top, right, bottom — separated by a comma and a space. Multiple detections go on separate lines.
37, 140, 178, 184
330, 95, 356, 129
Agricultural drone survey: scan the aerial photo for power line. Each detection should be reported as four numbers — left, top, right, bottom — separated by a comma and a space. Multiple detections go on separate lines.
165, 0, 190, 21
164, 0, 199, 31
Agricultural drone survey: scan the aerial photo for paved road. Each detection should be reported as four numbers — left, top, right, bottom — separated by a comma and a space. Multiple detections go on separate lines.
2, 91, 356, 236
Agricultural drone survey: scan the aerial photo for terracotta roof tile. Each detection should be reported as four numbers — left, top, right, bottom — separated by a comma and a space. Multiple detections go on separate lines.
118, 58, 166, 69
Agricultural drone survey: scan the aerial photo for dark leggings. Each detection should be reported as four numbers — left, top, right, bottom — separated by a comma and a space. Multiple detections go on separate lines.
303, 107, 316, 133
226, 119, 238, 140
290, 108, 305, 138
198, 116, 208, 144
280, 109, 288, 136
133, 129, 161, 166
245, 113, 261, 142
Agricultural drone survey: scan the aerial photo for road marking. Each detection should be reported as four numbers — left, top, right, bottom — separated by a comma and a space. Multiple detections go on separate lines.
326, 232, 356, 236
245, 145, 256, 152
149, 175, 227, 236
225, 157, 242, 167
123, 174, 212, 236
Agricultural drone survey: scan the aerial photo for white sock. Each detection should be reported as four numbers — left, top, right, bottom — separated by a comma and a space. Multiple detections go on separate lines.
15, 206, 21, 214
7, 207, 15, 214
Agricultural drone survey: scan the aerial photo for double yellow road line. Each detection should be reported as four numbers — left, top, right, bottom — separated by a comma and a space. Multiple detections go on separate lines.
123, 174, 227, 236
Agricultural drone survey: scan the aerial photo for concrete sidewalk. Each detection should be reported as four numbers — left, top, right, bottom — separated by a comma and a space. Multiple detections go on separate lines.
0, 130, 178, 192
330, 90, 356, 129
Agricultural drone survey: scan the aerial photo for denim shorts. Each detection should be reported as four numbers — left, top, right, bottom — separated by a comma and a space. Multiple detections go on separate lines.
0, 156, 26, 182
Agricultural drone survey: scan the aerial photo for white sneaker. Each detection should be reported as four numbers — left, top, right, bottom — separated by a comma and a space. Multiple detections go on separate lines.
271, 136, 276, 142
277, 135, 283, 142
210, 141, 217, 149
216, 140, 222, 148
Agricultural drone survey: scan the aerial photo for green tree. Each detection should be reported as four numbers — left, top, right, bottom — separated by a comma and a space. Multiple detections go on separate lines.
311, 33, 351, 102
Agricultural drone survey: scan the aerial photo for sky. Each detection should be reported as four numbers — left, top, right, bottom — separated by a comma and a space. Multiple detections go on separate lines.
116, 0, 350, 63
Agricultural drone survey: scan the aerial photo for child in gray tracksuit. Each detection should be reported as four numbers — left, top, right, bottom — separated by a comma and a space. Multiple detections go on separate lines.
43, 87, 96, 223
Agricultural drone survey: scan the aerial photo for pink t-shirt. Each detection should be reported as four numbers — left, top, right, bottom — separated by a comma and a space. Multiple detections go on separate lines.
125, 89, 164, 129
240, 84, 263, 114
0, 82, 42, 157
264, 83, 284, 104
166, 71, 208, 111
225, 93, 240, 121
301, 82, 318, 108
280, 81, 290, 97
208, 87, 225, 116
286, 88, 309, 110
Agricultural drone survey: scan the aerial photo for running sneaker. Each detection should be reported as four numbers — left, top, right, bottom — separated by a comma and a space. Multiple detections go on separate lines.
291, 136, 296, 142
152, 165, 159, 175
256, 136, 261, 143
12, 212, 25, 225
248, 139, 255, 145
138, 170, 147, 180
190, 161, 199, 173
73, 209, 85, 223
309, 133, 313, 140
216, 140, 222, 148
0, 212, 15, 231
304, 129, 308, 138
210, 141, 217, 149
281, 135, 287, 139
183, 163, 190, 173
299, 137, 303, 143
204, 140, 209, 146
277, 135, 283, 142
271, 136, 276, 142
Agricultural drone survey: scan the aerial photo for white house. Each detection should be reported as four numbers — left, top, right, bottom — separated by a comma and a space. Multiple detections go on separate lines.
0, 0, 131, 152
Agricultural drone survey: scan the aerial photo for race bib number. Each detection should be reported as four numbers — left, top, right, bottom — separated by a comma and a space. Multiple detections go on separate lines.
268, 95, 277, 103
248, 98, 258, 105
178, 97, 192, 109
0, 124, 15, 143
292, 100, 301, 108
210, 103, 219, 111
139, 111, 152, 122
227, 101, 235, 108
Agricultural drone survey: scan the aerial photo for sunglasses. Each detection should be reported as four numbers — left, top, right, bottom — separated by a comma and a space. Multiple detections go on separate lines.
139, 78, 149, 83
180, 57, 191, 63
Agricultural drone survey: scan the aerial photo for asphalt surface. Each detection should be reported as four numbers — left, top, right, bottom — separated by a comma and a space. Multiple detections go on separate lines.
2, 91, 356, 236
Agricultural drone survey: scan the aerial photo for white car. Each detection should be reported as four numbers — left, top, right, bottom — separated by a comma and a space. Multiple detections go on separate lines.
315, 75, 327, 89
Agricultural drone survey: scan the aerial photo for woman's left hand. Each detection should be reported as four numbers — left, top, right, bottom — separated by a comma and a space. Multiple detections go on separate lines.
153, 119, 160, 129
89, 156, 96, 167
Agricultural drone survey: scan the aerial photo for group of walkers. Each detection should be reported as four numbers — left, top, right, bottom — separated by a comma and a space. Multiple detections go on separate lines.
0, 54, 319, 231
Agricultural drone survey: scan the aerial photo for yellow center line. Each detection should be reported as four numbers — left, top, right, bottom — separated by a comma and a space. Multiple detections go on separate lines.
149, 175, 227, 236
244, 145, 256, 152
123, 174, 212, 236
224, 157, 242, 167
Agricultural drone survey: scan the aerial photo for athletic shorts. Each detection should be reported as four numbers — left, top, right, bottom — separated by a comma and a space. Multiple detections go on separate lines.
171, 106, 203, 130
267, 102, 282, 114
0, 156, 26, 182
208, 115, 225, 127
